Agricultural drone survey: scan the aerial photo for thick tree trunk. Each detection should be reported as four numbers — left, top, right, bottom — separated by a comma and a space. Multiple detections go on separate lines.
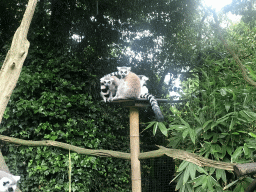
0, 1, 37, 191
0, 0, 37, 124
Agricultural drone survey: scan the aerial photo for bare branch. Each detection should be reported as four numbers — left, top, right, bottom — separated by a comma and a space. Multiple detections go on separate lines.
0, 135, 236, 171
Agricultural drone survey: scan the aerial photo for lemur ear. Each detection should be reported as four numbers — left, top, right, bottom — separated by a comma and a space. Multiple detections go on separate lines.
13, 176, 20, 182
117, 67, 121, 70
127, 67, 131, 71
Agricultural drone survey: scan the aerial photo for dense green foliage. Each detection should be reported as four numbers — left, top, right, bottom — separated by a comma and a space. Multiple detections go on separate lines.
1, 51, 131, 191
168, 21, 256, 191
0, 0, 200, 191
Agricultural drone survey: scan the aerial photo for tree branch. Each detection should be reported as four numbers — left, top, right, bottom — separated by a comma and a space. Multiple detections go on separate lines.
0, 0, 37, 124
210, 9, 256, 87
0, 135, 236, 171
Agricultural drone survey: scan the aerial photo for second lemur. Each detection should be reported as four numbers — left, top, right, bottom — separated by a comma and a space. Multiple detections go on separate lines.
138, 75, 149, 95
100, 76, 120, 102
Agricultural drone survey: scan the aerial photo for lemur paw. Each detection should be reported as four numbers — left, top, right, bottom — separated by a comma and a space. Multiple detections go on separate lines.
107, 98, 113, 102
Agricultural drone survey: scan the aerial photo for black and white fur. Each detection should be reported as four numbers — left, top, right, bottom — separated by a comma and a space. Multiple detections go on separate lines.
0, 170, 20, 192
108, 67, 141, 101
138, 75, 149, 95
140, 93, 164, 121
100, 77, 110, 102
102, 67, 164, 121
100, 76, 120, 102
138, 75, 164, 121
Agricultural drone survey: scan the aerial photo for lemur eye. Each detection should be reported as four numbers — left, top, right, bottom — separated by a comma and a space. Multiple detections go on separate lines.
3, 181, 10, 186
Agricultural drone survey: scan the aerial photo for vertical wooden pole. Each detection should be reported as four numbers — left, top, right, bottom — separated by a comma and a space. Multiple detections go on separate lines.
129, 107, 141, 192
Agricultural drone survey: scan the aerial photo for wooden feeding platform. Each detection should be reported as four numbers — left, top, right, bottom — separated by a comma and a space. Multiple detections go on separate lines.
112, 98, 169, 107
111, 98, 168, 192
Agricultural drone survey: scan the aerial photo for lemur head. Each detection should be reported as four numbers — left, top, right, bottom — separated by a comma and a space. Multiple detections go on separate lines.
0, 173, 20, 192
138, 75, 149, 86
117, 66, 131, 79
101, 77, 114, 87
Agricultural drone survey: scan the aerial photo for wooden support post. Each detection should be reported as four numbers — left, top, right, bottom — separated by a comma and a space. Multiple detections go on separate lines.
129, 107, 141, 192
112, 99, 166, 191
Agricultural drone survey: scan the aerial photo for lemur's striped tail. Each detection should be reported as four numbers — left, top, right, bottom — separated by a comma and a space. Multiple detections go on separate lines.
104, 71, 119, 77
140, 93, 164, 122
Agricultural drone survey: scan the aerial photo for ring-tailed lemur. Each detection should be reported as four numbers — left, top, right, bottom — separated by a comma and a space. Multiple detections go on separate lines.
100, 77, 108, 102
102, 67, 164, 121
100, 76, 120, 102
138, 75, 149, 95
0, 170, 20, 192
105, 67, 141, 101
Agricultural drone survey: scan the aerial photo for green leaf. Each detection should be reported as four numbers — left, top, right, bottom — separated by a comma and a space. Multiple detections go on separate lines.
229, 118, 235, 131
189, 107, 202, 125
189, 128, 196, 144
158, 122, 168, 137
170, 171, 183, 184
180, 117, 190, 128
243, 145, 249, 156
206, 175, 215, 191
239, 110, 255, 122
196, 166, 208, 175
193, 175, 207, 188
203, 120, 213, 130
201, 175, 208, 189
209, 167, 216, 175
213, 98, 216, 111
223, 179, 239, 190
177, 161, 189, 172
225, 102, 231, 112
185, 183, 193, 192
168, 125, 187, 131
182, 129, 189, 139
143, 121, 156, 131
195, 126, 203, 135
188, 163, 196, 180
231, 146, 243, 163
153, 122, 158, 136
247, 111, 256, 119
226, 146, 232, 156
50, 135, 58, 141
211, 112, 234, 130
175, 172, 185, 191
248, 132, 256, 138
216, 169, 226, 183
215, 169, 222, 181
183, 166, 190, 185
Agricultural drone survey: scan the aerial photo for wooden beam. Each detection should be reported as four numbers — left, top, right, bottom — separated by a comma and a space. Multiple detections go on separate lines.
129, 107, 141, 192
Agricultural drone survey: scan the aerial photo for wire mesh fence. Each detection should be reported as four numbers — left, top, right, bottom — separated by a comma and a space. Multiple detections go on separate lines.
141, 156, 176, 192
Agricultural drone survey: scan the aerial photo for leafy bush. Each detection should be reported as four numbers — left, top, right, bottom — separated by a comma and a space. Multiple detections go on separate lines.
1, 50, 131, 191
168, 21, 256, 192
